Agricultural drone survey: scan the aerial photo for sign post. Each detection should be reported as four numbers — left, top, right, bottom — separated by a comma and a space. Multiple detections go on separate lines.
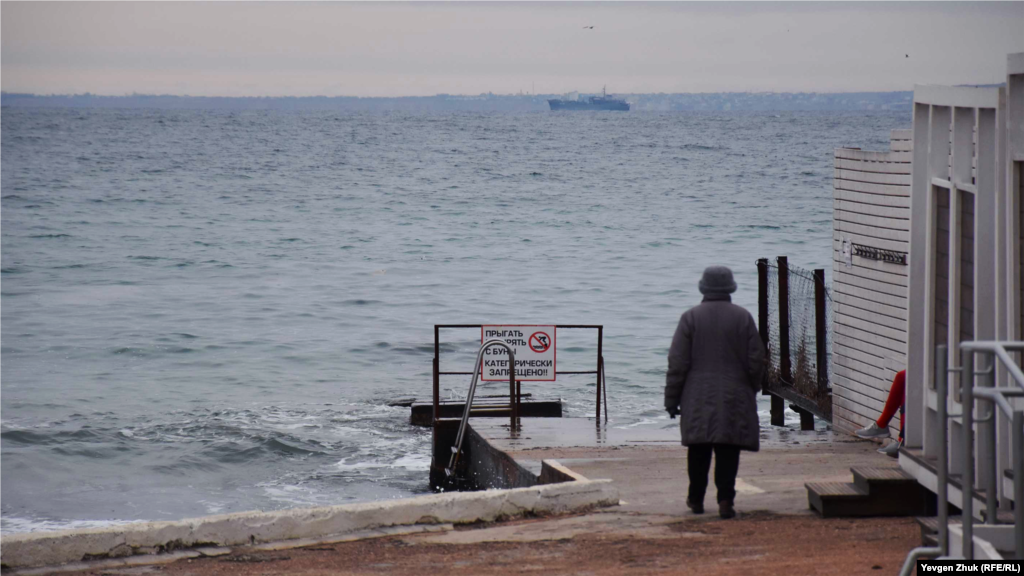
481, 325, 556, 382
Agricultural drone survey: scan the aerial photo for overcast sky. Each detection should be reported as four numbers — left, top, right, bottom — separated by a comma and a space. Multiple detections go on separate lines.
2, 2, 1022, 97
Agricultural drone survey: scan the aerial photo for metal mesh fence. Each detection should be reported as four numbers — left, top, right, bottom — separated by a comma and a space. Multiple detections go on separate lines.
762, 257, 832, 420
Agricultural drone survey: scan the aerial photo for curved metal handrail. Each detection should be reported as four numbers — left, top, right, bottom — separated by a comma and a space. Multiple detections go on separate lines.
445, 339, 516, 478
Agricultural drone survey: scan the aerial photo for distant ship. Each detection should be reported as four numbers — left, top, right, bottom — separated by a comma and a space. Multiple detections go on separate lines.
548, 87, 630, 111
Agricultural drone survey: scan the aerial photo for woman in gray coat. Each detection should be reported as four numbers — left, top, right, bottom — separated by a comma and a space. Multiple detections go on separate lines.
664, 266, 766, 519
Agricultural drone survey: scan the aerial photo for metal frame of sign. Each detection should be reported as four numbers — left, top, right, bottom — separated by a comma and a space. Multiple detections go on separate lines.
432, 324, 606, 422
479, 325, 557, 382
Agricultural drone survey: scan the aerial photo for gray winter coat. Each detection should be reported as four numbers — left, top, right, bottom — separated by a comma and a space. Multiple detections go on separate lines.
664, 294, 766, 451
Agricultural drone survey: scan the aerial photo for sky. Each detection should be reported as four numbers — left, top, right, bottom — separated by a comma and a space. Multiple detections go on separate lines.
2, 2, 1023, 97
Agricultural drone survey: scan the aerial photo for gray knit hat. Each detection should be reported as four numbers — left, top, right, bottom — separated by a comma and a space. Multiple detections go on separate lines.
698, 266, 737, 295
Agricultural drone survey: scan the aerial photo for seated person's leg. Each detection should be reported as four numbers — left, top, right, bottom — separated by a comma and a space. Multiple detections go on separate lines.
856, 370, 906, 439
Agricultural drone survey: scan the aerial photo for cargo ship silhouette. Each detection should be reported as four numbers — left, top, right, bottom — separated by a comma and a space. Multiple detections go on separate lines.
548, 86, 629, 111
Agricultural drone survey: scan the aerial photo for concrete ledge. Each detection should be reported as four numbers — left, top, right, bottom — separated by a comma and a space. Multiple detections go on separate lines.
1, 479, 618, 570
540, 459, 590, 484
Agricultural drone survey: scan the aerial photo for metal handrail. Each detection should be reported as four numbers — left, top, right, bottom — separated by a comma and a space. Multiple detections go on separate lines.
901, 341, 1024, 574
958, 341, 1024, 560
899, 345, 952, 575
444, 339, 516, 478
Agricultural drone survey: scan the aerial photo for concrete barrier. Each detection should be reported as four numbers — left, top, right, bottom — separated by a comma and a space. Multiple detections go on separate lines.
2, 477, 618, 570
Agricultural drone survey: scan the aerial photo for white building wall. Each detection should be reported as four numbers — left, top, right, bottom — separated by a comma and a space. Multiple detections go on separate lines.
831, 131, 912, 437
901, 53, 1024, 515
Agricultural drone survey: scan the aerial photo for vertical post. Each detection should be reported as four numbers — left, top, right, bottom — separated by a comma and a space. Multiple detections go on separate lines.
601, 356, 608, 423
433, 325, 440, 423
983, 353, 998, 526
796, 406, 815, 431
510, 363, 517, 429
515, 360, 521, 427
757, 258, 770, 396
936, 345, 949, 555
978, 352, 995, 522
1013, 410, 1023, 560
961, 345, 974, 559
596, 326, 604, 422
814, 268, 827, 396
774, 256, 791, 427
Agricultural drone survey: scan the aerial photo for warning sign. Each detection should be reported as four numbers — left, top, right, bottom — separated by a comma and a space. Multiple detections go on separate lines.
481, 325, 556, 381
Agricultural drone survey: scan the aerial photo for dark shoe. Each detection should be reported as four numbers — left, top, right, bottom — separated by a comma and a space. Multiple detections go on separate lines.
686, 497, 704, 514
719, 501, 735, 519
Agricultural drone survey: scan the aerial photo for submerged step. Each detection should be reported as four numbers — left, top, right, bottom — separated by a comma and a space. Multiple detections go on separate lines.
410, 398, 563, 426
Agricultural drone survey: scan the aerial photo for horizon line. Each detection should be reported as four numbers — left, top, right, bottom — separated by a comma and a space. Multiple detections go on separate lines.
1, 89, 916, 99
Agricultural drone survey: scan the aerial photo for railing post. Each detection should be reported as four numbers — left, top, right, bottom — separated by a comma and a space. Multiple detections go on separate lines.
982, 352, 998, 526
757, 258, 770, 396
814, 268, 827, 396
962, 345, 974, 559
936, 345, 949, 555
596, 326, 603, 422
600, 356, 608, 423
1013, 410, 1023, 560
433, 325, 440, 424
510, 356, 518, 429
773, 256, 790, 427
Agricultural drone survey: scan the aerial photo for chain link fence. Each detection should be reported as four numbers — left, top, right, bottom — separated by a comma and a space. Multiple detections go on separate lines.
760, 257, 832, 421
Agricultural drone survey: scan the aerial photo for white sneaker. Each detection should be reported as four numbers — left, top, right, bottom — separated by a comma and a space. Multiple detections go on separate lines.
878, 441, 900, 457
855, 422, 890, 439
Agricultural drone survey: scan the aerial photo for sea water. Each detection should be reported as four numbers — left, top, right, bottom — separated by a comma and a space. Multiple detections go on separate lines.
1, 108, 909, 532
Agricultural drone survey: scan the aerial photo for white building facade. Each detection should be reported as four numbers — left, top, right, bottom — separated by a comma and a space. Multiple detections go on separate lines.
897, 53, 1024, 560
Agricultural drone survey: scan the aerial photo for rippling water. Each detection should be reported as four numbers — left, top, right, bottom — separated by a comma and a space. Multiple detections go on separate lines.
1, 108, 908, 532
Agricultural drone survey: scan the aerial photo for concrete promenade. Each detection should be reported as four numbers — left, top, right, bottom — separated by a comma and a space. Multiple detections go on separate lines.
22, 419, 922, 576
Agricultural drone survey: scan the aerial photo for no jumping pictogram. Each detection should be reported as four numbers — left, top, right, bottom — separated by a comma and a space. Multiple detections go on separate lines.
529, 332, 551, 353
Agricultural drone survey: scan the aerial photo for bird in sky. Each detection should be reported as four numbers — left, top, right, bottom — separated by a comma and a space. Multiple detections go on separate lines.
583, 25, 594, 29
906, 54, 909, 58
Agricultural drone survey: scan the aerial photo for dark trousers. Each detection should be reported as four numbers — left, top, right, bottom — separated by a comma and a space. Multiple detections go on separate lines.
687, 443, 741, 504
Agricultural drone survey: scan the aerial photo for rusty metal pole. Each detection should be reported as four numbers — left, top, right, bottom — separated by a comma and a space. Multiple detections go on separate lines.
814, 269, 827, 396
433, 325, 441, 465
509, 353, 517, 429
433, 325, 440, 424
601, 356, 608, 423
596, 326, 603, 422
515, 368, 521, 427
757, 259, 770, 396
774, 256, 790, 427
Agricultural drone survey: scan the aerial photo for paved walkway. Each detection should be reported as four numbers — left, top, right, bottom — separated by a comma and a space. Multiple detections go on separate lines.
475, 416, 886, 516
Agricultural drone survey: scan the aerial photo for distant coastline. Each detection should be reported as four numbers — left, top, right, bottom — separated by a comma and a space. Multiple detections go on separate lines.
0, 91, 912, 112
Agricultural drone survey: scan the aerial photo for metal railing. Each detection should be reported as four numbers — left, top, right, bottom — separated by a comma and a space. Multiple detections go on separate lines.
899, 341, 1024, 574
899, 345, 953, 574
432, 324, 607, 423
959, 341, 1024, 560
445, 339, 517, 478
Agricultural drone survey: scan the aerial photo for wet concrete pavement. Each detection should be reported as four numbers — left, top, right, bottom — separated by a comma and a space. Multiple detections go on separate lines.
474, 417, 884, 516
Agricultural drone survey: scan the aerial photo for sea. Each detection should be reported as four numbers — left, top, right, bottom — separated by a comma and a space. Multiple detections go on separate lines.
0, 107, 910, 533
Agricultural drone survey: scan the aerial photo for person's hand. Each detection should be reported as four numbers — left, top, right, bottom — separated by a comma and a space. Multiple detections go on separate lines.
666, 407, 680, 419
